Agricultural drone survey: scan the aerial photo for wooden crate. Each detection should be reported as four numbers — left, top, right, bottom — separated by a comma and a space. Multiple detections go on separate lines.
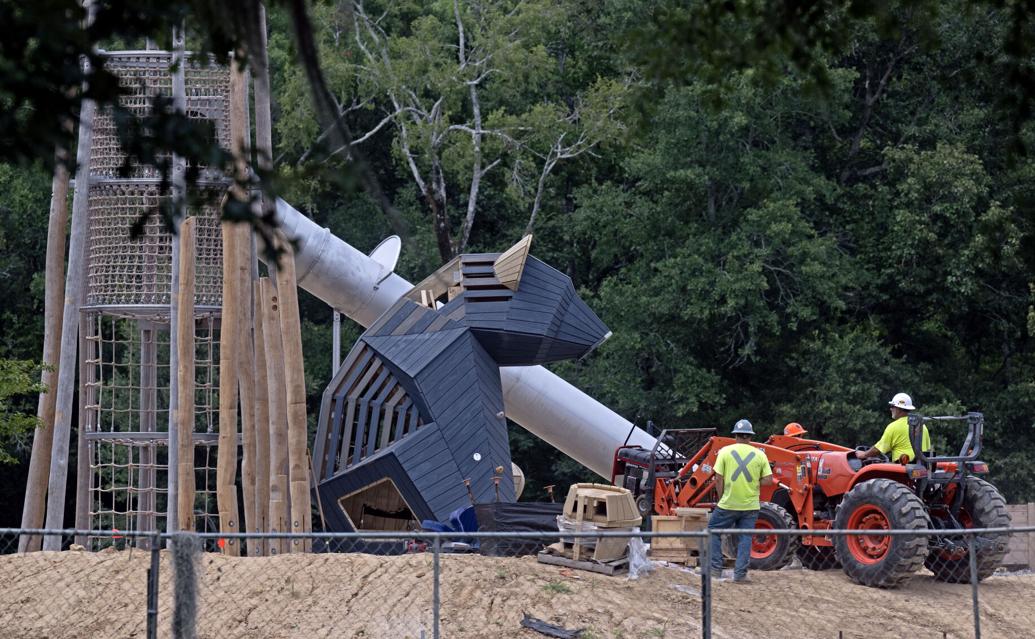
563, 483, 642, 528
651, 514, 706, 553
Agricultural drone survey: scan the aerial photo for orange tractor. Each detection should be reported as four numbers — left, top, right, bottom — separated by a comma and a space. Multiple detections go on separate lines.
611, 414, 1010, 587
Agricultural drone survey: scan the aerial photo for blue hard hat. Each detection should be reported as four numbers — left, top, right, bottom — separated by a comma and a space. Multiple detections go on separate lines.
732, 419, 755, 435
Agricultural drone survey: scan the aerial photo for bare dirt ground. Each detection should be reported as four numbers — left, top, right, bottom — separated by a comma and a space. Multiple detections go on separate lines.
1, 548, 1032, 639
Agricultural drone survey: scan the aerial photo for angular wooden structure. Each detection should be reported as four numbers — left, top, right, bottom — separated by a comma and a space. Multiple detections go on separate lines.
312, 238, 610, 532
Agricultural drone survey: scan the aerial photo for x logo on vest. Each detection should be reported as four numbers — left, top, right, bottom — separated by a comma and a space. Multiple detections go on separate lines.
729, 449, 756, 483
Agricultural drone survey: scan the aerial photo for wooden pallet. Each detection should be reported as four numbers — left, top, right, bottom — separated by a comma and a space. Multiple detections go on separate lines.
648, 549, 701, 567
537, 551, 629, 576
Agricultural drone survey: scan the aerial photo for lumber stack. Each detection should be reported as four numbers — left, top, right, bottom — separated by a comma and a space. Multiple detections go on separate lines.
558, 483, 642, 563
649, 507, 709, 566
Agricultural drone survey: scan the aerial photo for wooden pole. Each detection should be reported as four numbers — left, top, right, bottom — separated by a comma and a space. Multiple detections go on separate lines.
251, 6, 277, 555
215, 59, 249, 556
233, 56, 258, 556
253, 279, 271, 555
166, 24, 188, 538
42, 79, 97, 550
19, 152, 70, 552
238, 230, 259, 555
216, 217, 241, 555
275, 236, 313, 550
260, 277, 289, 555
176, 217, 197, 532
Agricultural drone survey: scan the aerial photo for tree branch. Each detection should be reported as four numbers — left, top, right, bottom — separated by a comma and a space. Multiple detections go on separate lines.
287, 0, 408, 238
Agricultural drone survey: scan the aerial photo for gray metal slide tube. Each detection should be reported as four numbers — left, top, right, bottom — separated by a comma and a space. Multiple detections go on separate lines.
271, 199, 656, 478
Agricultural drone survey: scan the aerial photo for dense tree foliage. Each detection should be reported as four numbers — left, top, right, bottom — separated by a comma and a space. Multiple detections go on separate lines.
2, 0, 1035, 527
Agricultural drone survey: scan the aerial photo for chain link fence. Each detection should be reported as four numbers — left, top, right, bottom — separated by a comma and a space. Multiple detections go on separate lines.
2, 526, 1034, 638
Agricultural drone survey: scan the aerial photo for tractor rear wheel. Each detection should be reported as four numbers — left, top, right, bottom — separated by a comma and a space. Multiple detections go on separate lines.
833, 479, 929, 587
926, 476, 1011, 583
796, 544, 840, 570
721, 502, 799, 570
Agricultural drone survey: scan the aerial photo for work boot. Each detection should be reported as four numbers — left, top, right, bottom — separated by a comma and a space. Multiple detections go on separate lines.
710, 569, 724, 581
733, 575, 751, 584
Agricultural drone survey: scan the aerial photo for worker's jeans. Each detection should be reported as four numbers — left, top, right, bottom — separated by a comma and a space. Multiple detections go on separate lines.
707, 507, 759, 578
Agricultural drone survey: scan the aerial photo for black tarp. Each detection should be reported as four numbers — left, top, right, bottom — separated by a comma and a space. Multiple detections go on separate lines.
474, 502, 564, 556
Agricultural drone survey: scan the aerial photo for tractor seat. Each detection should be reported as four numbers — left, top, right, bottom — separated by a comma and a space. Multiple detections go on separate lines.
620, 448, 655, 465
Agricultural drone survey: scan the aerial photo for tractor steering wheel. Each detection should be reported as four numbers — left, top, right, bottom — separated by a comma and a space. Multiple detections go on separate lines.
854, 446, 888, 464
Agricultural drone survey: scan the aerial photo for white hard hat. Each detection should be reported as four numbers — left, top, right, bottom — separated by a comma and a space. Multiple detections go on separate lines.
889, 392, 915, 411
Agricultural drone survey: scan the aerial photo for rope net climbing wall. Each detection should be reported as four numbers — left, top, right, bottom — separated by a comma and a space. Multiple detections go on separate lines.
81, 50, 231, 544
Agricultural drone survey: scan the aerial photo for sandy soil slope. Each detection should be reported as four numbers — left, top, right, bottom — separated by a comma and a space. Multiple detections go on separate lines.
0, 549, 1031, 638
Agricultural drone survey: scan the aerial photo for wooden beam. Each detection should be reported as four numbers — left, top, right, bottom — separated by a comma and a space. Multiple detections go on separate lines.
42, 80, 97, 550
176, 217, 197, 532
252, 279, 271, 555
274, 235, 313, 550
238, 233, 259, 555
215, 59, 249, 556
493, 234, 532, 291
19, 155, 70, 552
261, 277, 289, 555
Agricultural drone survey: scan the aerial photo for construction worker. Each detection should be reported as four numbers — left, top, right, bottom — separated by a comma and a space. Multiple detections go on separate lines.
708, 419, 775, 583
856, 392, 931, 463
783, 422, 807, 438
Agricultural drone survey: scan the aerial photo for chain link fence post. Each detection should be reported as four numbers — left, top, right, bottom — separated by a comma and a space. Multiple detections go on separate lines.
172, 533, 200, 639
433, 533, 441, 639
147, 531, 160, 639
700, 529, 711, 639
968, 533, 981, 639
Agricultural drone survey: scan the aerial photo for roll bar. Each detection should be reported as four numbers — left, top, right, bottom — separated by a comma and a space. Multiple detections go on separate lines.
908, 412, 984, 465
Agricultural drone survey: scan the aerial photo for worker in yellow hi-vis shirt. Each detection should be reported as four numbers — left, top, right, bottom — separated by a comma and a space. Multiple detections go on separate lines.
857, 392, 931, 463
708, 419, 775, 583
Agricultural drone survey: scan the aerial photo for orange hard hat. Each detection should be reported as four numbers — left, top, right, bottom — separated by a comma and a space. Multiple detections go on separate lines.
783, 422, 807, 437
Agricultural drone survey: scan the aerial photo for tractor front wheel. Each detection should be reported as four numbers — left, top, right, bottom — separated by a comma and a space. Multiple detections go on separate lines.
834, 479, 929, 587
926, 476, 1011, 583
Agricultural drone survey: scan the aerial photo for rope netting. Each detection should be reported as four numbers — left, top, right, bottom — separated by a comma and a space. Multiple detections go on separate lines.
89, 52, 231, 180
77, 49, 234, 546
83, 311, 223, 547
86, 182, 223, 306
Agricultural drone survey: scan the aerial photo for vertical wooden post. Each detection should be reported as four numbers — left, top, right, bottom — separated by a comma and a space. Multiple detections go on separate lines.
176, 217, 197, 532
217, 218, 241, 555
261, 277, 289, 555
275, 237, 313, 550
43, 74, 97, 550
253, 280, 271, 555
238, 233, 259, 555
166, 25, 188, 536
216, 59, 249, 556
19, 154, 70, 552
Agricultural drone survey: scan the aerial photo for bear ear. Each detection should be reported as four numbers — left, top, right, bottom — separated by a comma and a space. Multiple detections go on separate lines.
493, 234, 533, 291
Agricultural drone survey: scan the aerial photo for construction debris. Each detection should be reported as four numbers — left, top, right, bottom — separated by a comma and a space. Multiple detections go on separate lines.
538, 547, 629, 576
519, 612, 584, 638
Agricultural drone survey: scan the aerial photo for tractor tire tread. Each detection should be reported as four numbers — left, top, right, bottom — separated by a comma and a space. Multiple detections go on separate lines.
751, 502, 799, 571
834, 479, 929, 588
927, 476, 1011, 583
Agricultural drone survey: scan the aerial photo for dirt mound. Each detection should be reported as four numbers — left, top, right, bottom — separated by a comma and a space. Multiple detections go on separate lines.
1, 549, 1033, 638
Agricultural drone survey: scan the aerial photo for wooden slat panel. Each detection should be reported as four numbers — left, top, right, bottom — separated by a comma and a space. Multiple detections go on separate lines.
493, 235, 532, 291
